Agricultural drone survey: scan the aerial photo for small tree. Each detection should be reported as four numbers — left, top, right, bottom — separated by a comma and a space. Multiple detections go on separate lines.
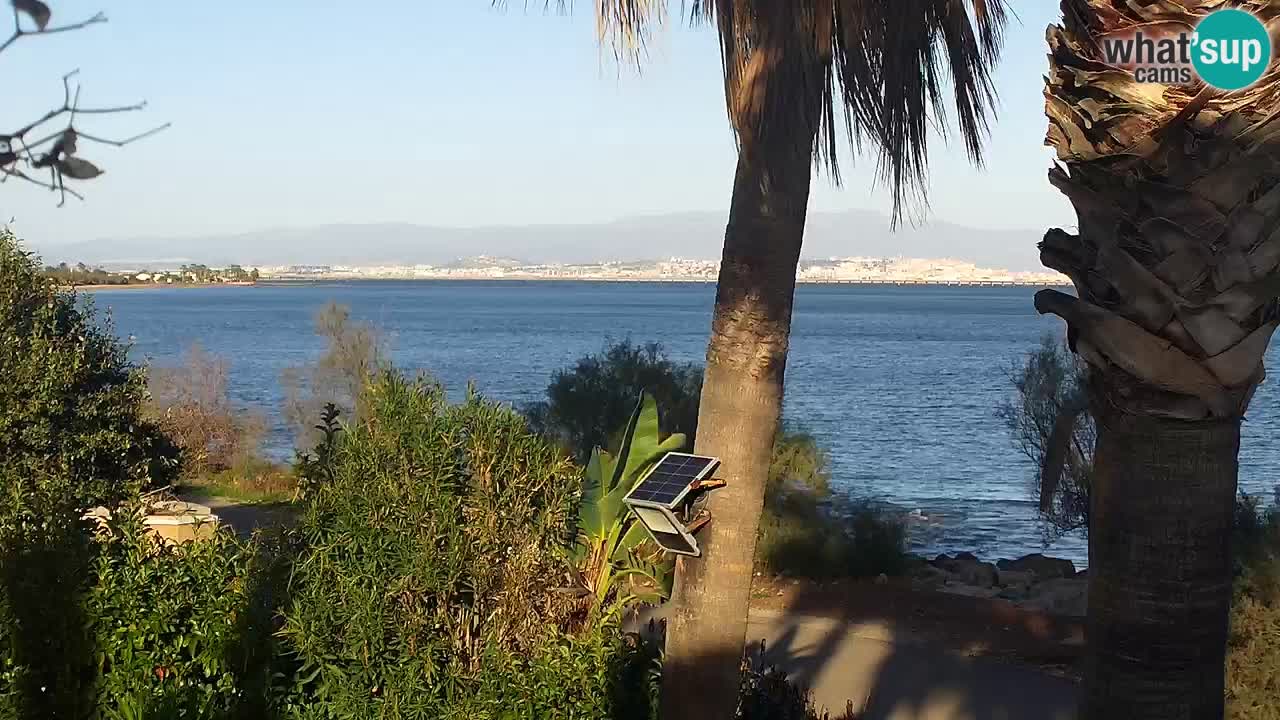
997, 335, 1093, 540
524, 339, 702, 462
148, 344, 265, 479
281, 302, 383, 450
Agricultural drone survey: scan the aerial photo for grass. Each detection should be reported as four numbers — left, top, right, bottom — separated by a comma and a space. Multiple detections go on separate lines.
176, 458, 297, 505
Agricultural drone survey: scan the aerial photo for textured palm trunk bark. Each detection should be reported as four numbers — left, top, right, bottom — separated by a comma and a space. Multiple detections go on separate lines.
660, 111, 814, 720
1084, 395, 1240, 720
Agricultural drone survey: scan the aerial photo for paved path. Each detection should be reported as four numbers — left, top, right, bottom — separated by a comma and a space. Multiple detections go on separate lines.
178, 494, 297, 538
746, 609, 1078, 719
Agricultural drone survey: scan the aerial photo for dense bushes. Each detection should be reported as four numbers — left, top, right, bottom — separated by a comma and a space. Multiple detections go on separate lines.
0, 505, 276, 720
756, 494, 906, 581
0, 230, 177, 509
0, 231, 189, 720
276, 371, 653, 718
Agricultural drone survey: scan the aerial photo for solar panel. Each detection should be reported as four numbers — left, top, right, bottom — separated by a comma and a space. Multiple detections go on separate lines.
624, 452, 720, 508
632, 507, 699, 556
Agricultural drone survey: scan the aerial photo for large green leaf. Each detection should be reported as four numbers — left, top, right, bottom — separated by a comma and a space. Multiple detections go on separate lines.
579, 447, 616, 539
612, 518, 653, 562
596, 395, 687, 537
620, 393, 686, 483
606, 394, 646, 492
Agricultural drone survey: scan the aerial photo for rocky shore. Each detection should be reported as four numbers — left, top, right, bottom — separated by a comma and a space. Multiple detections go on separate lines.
908, 552, 1088, 617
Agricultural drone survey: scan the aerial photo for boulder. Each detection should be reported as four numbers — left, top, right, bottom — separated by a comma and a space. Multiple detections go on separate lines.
959, 561, 998, 588
1021, 577, 1088, 617
997, 569, 1036, 592
910, 564, 953, 590
931, 553, 998, 587
938, 583, 1003, 600
996, 553, 1077, 582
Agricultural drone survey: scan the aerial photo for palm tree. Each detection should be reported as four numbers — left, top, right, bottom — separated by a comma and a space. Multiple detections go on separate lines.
1039, 1, 1280, 717
535, 3, 1008, 717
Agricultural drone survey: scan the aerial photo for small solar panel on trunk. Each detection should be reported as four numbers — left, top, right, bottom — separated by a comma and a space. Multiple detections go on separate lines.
625, 453, 719, 506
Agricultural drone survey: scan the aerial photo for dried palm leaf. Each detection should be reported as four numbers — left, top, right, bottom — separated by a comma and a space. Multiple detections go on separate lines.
1040, 0, 1280, 421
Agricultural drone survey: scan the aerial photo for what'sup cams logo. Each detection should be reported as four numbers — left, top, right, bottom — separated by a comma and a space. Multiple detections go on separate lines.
1101, 8, 1272, 91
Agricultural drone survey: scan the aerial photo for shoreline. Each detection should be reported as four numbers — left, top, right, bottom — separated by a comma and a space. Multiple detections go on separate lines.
74, 282, 258, 291
238, 276, 1072, 288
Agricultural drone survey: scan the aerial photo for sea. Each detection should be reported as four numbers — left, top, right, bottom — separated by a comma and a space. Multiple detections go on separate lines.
84, 280, 1280, 566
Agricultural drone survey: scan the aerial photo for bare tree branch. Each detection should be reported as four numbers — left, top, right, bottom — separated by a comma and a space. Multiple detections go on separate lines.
0, 8, 105, 56
3, 6, 170, 205
1, 166, 84, 205
24, 122, 171, 153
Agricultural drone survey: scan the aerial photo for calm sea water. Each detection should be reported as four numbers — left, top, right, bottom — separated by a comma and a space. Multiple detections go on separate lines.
85, 281, 1280, 565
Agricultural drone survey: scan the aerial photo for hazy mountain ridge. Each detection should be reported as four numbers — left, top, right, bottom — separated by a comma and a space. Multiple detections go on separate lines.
33, 210, 1045, 271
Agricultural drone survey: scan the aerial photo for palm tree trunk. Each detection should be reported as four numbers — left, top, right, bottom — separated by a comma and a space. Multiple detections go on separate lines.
1084, 398, 1240, 720
661, 112, 814, 720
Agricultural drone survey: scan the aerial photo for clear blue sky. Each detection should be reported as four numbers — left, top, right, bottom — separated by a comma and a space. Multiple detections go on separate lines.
6, 0, 1073, 246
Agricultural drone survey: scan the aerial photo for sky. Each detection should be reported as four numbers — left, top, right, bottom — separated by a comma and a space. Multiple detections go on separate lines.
4, 0, 1075, 247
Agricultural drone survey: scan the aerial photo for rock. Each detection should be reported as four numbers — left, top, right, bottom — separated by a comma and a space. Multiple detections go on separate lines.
997, 569, 1036, 592
997, 586, 1031, 602
1021, 577, 1088, 617
911, 565, 953, 590
958, 561, 998, 588
996, 553, 1077, 582
938, 583, 1003, 600
875, 573, 889, 585
929, 553, 998, 587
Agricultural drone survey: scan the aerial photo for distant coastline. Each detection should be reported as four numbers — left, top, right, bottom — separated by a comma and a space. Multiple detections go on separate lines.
75, 281, 258, 291
256, 276, 1071, 288
75, 277, 1074, 290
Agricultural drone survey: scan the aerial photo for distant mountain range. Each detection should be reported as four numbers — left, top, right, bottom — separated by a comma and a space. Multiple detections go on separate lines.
32, 210, 1047, 271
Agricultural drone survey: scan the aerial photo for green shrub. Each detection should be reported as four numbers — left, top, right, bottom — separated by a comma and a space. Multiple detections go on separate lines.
524, 339, 702, 462
0, 230, 189, 720
85, 508, 275, 719
0, 498, 279, 720
277, 371, 653, 718
1227, 493, 1280, 720
757, 493, 906, 581
0, 230, 178, 510
571, 394, 683, 613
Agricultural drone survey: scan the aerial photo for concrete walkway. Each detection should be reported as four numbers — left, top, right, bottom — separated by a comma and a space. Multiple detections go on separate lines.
747, 609, 1078, 719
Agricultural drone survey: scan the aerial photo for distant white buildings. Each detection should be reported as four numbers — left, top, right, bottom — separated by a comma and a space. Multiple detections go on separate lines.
255, 257, 1069, 285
